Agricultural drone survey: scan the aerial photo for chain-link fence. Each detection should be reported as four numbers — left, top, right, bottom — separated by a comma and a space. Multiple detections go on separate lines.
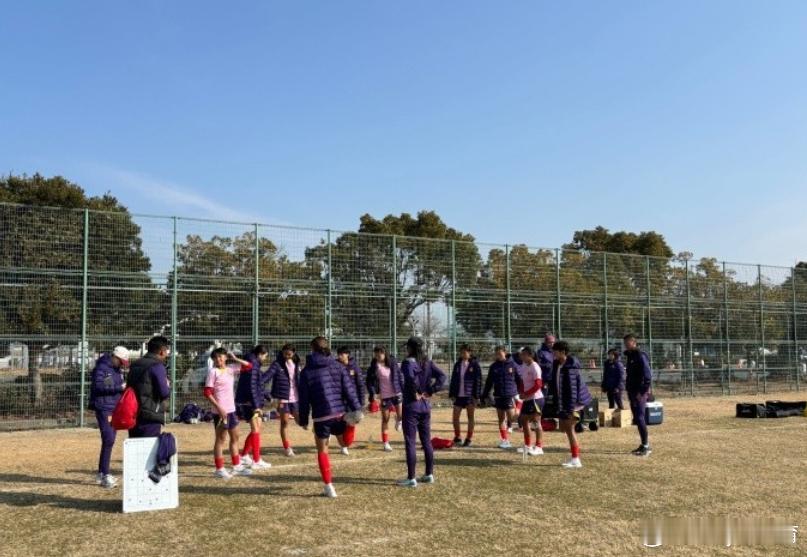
1, 202, 804, 430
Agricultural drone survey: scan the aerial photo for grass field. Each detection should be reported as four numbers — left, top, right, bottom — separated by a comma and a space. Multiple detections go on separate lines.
1, 393, 805, 557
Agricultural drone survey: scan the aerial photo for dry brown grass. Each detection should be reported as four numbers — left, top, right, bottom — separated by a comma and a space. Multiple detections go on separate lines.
0, 393, 805, 557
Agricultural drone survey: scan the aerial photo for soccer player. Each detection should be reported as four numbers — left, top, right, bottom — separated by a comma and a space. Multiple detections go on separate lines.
448, 344, 482, 447
235, 344, 272, 469
481, 345, 519, 449
624, 334, 653, 456
266, 344, 301, 457
601, 348, 625, 410
89, 345, 129, 488
365, 345, 403, 452
336, 346, 366, 454
516, 347, 544, 456
298, 336, 361, 498
552, 341, 593, 469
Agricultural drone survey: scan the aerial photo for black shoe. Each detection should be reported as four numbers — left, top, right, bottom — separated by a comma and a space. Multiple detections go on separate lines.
462, 438, 472, 448
631, 445, 644, 456
633, 445, 652, 457
452, 436, 462, 445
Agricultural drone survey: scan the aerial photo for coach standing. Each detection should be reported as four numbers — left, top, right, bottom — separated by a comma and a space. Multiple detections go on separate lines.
128, 336, 172, 438
89, 345, 129, 488
623, 334, 652, 457
536, 333, 555, 394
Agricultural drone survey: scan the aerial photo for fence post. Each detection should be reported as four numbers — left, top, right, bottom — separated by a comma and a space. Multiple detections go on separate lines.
505, 244, 512, 351
723, 261, 731, 394
326, 229, 332, 342
391, 236, 397, 358
451, 240, 458, 362
79, 209, 89, 427
758, 264, 766, 394
685, 259, 694, 396
645, 256, 654, 380
253, 224, 260, 346
603, 253, 609, 363
792, 267, 800, 392
555, 248, 562, 338
170, 216, 178, 418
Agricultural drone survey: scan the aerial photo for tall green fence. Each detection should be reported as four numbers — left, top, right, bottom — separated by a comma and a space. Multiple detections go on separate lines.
0, 203, 804, 429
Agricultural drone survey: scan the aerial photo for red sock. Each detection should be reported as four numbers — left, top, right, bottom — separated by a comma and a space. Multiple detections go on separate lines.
500, 428, 509, 441
214, 456, 224, 469
344, 425, 355, 447
282, 439, 290, 450
536, 439, 542, 448
231, 453, 241, 466
382, 432, 389, 443
241, 432, 254, 456
317, 451, 332, 484
571, 444, 580, 458
523, 430, 531, 446
454, 425, 461, 438
252, 433, 261, 462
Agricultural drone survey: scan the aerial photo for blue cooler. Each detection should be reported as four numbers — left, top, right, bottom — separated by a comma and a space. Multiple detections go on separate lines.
645, 401, 664, 425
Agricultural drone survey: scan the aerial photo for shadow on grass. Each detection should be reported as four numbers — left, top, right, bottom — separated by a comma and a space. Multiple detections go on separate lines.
1, 473, 88, 486
437, 458, 513, 467
250, 473, 393, 487
0, 490, 120, 513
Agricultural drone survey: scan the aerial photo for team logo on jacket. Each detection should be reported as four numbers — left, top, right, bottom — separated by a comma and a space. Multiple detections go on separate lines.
508, 367, 514, 374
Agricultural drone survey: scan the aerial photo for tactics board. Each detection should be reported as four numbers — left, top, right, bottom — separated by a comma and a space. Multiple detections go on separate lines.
122, 437, 179, 513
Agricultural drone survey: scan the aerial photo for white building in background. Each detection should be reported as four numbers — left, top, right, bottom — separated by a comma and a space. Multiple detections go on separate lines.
0, 342, 28, 372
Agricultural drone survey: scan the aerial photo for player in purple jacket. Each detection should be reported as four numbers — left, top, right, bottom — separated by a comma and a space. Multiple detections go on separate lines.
551, 341, 593, 469
336, 346, 366, 452
449, 344, 482, 447
397, 337, 446, 488
481, 346, 521, 449
265, 344, 301, 457
366, 346, 404, 452
536, 333, 555, 394
601, 348, 625, 410
298, 336, 362, 498
128, 336, 171, 439
89, 346, 129, 488
235, 345, 271, 469
624, 334, 653, 457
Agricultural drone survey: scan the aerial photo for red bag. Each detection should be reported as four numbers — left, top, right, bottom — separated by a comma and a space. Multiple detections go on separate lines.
111, 387, 139, 430
430, 437, 454, 450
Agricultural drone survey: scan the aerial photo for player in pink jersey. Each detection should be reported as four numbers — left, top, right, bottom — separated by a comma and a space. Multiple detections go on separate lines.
204, 348, 253, 479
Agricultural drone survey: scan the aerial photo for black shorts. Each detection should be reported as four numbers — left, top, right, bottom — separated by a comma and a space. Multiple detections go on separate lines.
314, 418, 347, 440
278, 402, 299, 415
213, 412, 239, 430
453, 396, 475, 409
519, 399, 544, 418
236, 404, 262, 421
494, 396, 515, 410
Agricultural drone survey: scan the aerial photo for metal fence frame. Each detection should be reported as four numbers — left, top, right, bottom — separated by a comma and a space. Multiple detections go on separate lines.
0, 202, 805, 429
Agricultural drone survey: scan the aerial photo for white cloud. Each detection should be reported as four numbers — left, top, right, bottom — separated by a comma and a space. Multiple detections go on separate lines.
79, 163, 288, 226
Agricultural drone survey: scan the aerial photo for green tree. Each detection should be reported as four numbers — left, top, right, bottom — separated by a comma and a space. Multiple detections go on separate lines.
0, 173, 152, 405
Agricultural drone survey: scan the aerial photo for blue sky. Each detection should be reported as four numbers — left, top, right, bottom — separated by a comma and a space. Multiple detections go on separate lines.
2, 1, 806, 266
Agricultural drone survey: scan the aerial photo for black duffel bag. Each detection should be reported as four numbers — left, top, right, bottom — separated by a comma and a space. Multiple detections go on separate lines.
765, 400, 806, 418
736, 403, 767, 418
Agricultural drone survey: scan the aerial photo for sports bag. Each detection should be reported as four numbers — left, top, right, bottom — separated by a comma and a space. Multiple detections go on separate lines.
111, 387, 139, 430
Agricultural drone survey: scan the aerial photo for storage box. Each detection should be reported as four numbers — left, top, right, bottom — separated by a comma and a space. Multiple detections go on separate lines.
646, 401, 664, 425
598, 409, 614, 427
611, 408, 632, 428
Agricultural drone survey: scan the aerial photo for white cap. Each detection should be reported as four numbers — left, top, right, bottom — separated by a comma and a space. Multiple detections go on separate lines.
112, 346, 130, 365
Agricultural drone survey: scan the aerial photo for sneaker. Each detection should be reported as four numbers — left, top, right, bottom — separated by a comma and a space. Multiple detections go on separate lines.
630, 445, 645, 456
241, 454, 254, 467
214, 468, 233, 480
452, 436, 463, 445
232, 463, 253, 476
340, 446, 350, 456
100, 474, 118, 488
395, 420, 402, 432
323, 483, 338, 498
633, 445, 652, 457
561, 457, 582, 468
507, 426, 513, 434
462, 438, 472, 448
531, 446, 544, 455
516, 445, 529, 454
251, 459, 272, 470
95, 472, 104, 485
498, 439, 513, 449
284, 447, 295, 457
418, 474, 435, 484
383, 442, 393, 452
397, 478, 417, 488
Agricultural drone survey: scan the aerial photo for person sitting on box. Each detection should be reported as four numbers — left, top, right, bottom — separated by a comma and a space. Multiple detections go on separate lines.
601, 348, 625, 410
623, 334, 653, 457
